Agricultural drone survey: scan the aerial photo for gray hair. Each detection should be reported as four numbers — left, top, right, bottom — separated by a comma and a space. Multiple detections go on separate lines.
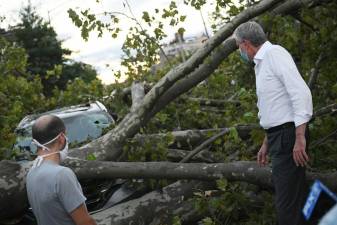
233, 21, 267, 47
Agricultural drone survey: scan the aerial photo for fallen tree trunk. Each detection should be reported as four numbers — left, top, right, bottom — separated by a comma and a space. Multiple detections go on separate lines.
91, 180, 214, 225
67, 160, 337, 191
2, 158, 337, 221
0, 161, 31, 220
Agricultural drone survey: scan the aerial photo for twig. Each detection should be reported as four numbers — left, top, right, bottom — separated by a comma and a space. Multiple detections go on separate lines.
292, 14, 318, 33
308, 51, 324, 90
124, 0, 171, 65
312, 103, 337, 119
309, 129, 337, 149
179, 128, 230, 163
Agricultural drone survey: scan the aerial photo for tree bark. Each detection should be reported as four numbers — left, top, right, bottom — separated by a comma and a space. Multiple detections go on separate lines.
130, 81, 145, 111
91, 180, 214, 225
121, 83, 152, 99
0, 161, 32, 220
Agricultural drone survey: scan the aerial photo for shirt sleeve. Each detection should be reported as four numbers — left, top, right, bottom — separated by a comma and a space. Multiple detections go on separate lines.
268, 47, 313, 127
56, 167, 87, 213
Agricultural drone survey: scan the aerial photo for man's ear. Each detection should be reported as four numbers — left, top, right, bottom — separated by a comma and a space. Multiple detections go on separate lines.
57, 133, 66, 147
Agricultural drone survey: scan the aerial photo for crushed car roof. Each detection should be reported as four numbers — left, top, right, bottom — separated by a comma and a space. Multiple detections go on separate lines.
16, 101, 108, 131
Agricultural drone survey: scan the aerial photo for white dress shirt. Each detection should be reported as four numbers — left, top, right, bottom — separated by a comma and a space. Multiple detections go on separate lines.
253, 41, 313, 129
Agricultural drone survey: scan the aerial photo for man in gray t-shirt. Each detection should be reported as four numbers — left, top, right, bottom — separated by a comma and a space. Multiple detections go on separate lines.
27, 161, 86, 225
26, 115, 96, 225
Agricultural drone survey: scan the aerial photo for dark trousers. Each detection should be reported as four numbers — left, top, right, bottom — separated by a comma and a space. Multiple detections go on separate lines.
267, 124, 309, 225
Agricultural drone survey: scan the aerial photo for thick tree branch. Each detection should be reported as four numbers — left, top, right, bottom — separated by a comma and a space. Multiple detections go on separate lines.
130, 81, 145, 111
146, 38, 238, 120
2, 145, 337, 221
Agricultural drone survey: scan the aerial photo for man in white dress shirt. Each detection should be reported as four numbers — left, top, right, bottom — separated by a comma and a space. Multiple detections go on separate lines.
233, 21, 313, 225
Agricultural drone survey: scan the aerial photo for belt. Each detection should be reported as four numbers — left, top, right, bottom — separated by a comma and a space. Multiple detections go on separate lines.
266, 122, 295, 134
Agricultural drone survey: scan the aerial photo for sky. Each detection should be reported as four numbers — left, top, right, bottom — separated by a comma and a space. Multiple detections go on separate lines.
0, 0, 214, 84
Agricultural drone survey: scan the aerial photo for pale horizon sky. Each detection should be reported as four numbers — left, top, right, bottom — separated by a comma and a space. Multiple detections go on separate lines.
0, 0, 214, 84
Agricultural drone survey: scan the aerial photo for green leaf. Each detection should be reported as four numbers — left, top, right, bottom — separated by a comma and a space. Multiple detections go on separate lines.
170, 18, 176, 26
216, 179, 228, 191
178, 27, 185, 35
86, 153, 97, 161
179, 15, 186, 22
142, 11, 151, 22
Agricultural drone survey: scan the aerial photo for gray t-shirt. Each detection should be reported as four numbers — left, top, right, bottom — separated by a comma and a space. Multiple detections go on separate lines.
27, 160, 86, 225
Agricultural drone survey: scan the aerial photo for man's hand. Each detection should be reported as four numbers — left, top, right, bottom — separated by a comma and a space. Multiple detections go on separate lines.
71, 204, 97, 225
293, 123, 309, 167
293, 134, 309, 167
257, 136, 268, 166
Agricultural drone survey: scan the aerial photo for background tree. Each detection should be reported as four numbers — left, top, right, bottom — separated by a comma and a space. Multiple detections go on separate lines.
0, 36, 45, 158
0, 4, 104, 159
11, 4, 98, 95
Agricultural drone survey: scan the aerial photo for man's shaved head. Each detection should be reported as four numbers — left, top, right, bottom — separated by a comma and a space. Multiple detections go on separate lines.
32, 115, 65, 144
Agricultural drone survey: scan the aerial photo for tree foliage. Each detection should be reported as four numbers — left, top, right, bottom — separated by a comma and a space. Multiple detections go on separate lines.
0, 36, 45, 158
11, 5, 98, 95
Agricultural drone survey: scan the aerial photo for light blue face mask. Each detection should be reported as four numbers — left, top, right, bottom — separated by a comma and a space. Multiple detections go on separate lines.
239, 48, 250, 63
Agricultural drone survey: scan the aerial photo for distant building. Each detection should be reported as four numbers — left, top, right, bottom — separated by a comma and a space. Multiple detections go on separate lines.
159, 32, 208, 65
151, 32, 208, 74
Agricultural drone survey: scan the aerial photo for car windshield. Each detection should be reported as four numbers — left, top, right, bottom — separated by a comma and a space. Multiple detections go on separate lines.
14, 111, 112, 155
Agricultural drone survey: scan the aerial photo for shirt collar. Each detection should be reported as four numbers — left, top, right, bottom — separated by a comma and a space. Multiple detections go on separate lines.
253, 41, 272, 65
